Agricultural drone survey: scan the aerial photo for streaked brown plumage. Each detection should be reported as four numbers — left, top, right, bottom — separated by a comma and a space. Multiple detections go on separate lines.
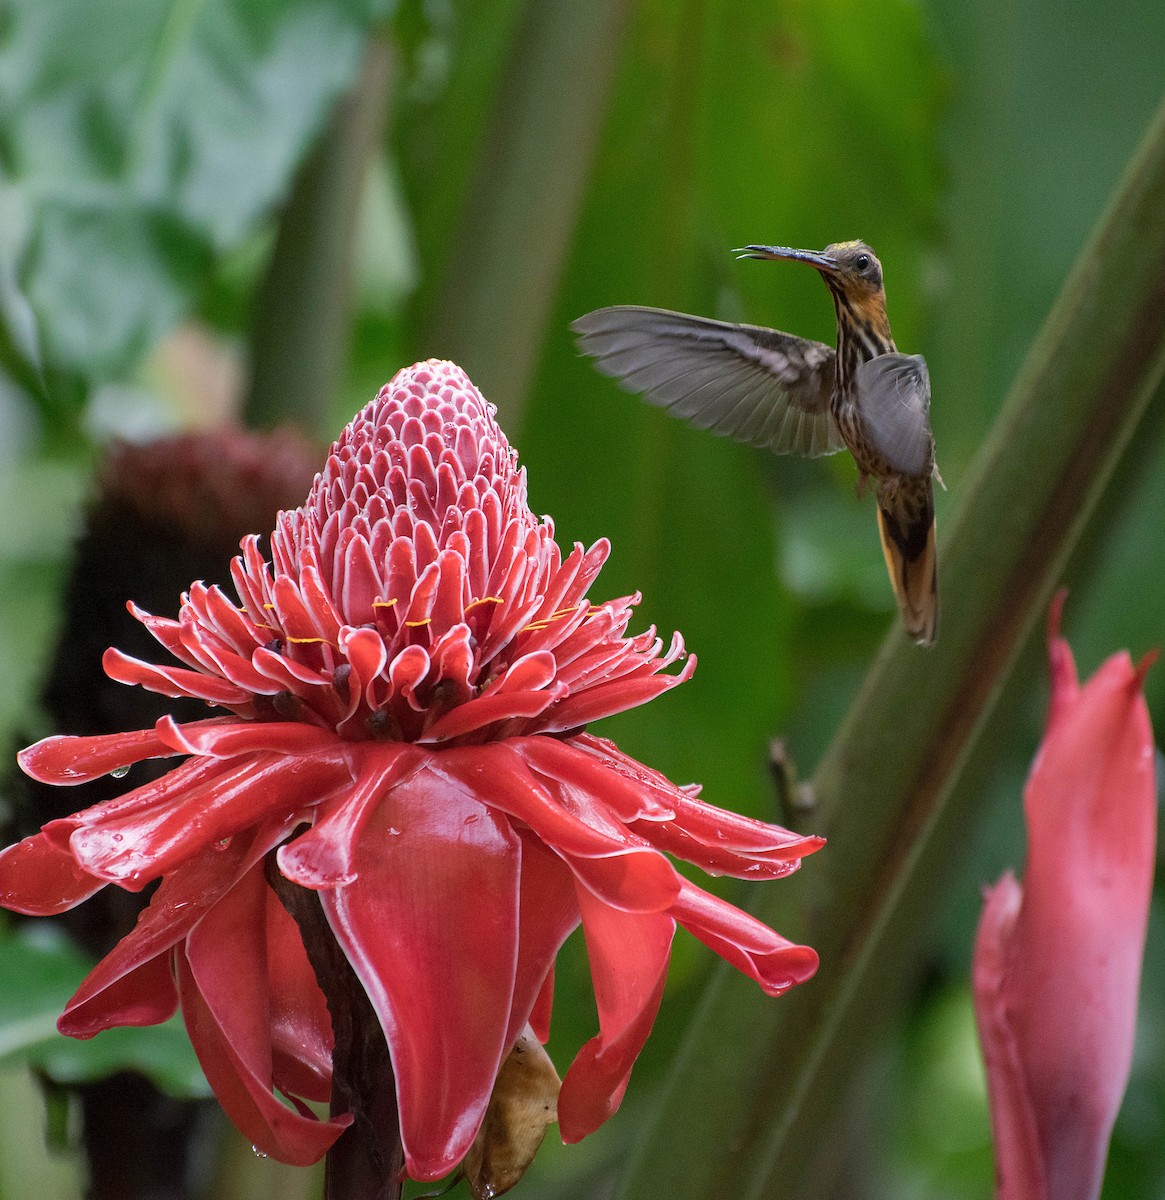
571, 240, 940, 645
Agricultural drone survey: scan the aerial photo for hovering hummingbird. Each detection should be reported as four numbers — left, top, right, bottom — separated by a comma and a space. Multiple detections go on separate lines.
571, 240, 940, 645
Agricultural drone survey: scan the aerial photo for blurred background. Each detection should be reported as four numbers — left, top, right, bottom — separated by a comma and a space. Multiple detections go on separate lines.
1, 0, 1163, 1197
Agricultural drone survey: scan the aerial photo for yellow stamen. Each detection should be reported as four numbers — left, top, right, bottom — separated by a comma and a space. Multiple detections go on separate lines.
405, 617, 432, 628
465, 596, 504, 613
288, 636, 328, 645
520, 605, 581, 633
372, 598, 398, 609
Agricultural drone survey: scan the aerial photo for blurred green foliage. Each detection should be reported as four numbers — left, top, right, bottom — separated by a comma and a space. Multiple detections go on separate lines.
0, 0, 1163, 1197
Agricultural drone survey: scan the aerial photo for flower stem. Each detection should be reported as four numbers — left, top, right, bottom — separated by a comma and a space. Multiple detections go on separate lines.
266, 860, 404, 1200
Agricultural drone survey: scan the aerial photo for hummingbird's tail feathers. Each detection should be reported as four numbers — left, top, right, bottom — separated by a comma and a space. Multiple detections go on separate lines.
875, 487, 937, 646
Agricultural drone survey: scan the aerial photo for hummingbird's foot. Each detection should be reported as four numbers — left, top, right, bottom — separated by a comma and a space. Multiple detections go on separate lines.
855, 471, 870, 500
877, 475, 900, 504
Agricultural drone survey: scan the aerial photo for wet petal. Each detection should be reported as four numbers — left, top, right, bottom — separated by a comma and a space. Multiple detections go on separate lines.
557, 885, 673, 1142
18, 725, 187, 785
67, 755, 349, 889
507, 831, 580, 1049
0, 833, 105, 915
670, 879, 819, 996
437, 744, 680, 913
59, 823, 284, 1037
317, 764, 522, 1181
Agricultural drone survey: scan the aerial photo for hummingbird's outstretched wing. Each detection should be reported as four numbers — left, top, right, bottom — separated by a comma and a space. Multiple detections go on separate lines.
571, 305, 844, 458
854, 353, 936, 478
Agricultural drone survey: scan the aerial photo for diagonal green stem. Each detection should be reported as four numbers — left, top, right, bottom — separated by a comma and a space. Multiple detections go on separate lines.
617, 92, 1165, 1200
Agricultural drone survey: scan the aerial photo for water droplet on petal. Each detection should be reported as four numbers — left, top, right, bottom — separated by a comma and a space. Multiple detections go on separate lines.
110, 765, 130, 779
111, 833, 124, 843
214, 837, 232, 852
387, 827, 401, 836
251, 1145, 269, 1159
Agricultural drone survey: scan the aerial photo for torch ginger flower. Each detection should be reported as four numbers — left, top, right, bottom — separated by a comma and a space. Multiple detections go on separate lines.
972, 594, 1156, 1200
0, 361, 822, 1183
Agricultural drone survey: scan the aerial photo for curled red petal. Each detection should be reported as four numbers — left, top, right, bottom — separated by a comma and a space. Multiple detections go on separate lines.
511, 735, 676, 822
537, 654, 696, 732
60, 953, 180, 1037
316, 766, 522, 1181
153, 714, 343, 760
557, 885, 674, 1142
670, 879, 819, 995
277, 743, 423, 889
103, 647, 253, 707
0, 832, 105, 915
422, 684, 565, 743
17, 725, 184, 785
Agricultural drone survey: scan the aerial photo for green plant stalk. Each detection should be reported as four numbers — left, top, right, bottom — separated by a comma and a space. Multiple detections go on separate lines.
245, 36, 393, 439
423, 0, 633, 428
616, 92, 1165, 1200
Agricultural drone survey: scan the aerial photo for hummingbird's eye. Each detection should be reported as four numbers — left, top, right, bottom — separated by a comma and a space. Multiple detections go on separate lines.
854, 254, 872, 272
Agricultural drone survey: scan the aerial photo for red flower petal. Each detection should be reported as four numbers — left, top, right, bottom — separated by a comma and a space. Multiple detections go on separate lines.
59, 824, 281, 1037
17, 725, 185, 784
60, 953, 180, 1037
511, 735, 676, 822
316, 766, 523, 1181
437, 744, 680, 913
0, 832, 104, 915
178, 938, 348, 1167
538, 652, 696, 731
153, 715, 343, 760
66, 754, 348, 889
670, 879, 819, 996
103, 647, 254, 707
421, 684, 565, 743
506, 830, 580, 1049
557, 885, 674, 1142
262, 884, 334, 1104
277, 743, 423, 889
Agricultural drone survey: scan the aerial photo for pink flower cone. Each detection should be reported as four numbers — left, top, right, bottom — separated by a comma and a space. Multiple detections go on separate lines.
972, 593, 1157, 1200
1, 361, 823, 1183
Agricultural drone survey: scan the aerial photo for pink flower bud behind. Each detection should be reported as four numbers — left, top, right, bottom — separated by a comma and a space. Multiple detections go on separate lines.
973, 594, 1156, 1200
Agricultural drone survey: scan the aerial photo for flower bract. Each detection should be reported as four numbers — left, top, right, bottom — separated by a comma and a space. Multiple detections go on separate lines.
972, 594, 1156, 1200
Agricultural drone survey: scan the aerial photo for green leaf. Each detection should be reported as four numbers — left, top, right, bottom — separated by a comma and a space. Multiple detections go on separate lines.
0, 923, 208, 1099
0, 0, 392, 392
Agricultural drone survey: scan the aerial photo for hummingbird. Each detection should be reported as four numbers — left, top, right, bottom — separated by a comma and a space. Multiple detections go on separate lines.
570, 240, 940, 645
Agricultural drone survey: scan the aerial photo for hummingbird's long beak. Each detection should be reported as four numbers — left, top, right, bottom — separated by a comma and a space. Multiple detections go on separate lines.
734, 245, 840, 273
